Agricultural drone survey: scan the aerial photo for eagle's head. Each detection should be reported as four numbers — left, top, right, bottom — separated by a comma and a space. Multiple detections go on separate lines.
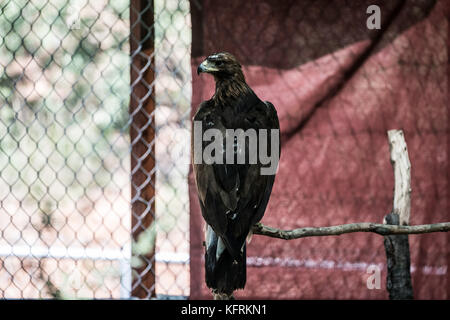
197, 52, 245, 82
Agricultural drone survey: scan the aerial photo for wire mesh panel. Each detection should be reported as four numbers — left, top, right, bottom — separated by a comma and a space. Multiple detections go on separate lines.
0, 0, 191, 299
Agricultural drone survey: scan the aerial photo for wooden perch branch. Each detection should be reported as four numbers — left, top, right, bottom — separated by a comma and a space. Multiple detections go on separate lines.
252, 129, 450, 241
252, 221, 450, 240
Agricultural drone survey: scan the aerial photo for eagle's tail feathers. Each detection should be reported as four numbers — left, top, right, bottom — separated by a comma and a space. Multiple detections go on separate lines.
205, 227, 246, 295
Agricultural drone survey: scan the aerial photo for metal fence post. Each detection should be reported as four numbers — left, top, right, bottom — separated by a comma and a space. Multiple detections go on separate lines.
130, 0, 156, 299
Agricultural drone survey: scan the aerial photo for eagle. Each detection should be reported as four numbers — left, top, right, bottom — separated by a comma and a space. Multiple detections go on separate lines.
192, 52, 280, 299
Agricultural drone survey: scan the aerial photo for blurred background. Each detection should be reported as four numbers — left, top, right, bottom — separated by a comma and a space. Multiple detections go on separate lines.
0, 0, 448, 299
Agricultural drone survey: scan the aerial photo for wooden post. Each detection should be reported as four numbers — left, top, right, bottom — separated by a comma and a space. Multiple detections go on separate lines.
383, 130, 413, 299
130, 0, 156, 299
387, 130, 412, 226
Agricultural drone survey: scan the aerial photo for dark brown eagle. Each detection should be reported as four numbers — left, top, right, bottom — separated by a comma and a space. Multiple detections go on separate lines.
192, 52, 280, 299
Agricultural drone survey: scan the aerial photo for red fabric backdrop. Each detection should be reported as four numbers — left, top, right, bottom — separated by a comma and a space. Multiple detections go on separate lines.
189, 0, 448, 299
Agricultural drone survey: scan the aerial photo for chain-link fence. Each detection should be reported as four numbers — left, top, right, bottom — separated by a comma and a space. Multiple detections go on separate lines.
0, 0, 190, 298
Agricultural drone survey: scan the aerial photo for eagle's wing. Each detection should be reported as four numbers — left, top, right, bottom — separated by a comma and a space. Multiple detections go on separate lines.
193, 99, 280, 259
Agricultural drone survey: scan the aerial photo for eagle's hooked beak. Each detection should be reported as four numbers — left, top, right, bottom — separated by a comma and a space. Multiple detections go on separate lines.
197, 59, 219, 75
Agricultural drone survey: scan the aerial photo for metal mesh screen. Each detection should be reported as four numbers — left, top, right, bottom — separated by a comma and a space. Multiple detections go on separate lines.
0, 0, 191, 298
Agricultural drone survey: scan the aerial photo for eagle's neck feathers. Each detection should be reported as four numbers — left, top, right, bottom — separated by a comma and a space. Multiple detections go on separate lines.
213, 73, 252, 106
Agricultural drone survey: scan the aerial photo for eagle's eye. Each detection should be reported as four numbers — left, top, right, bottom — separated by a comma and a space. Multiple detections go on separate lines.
215, 60, 223, 66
